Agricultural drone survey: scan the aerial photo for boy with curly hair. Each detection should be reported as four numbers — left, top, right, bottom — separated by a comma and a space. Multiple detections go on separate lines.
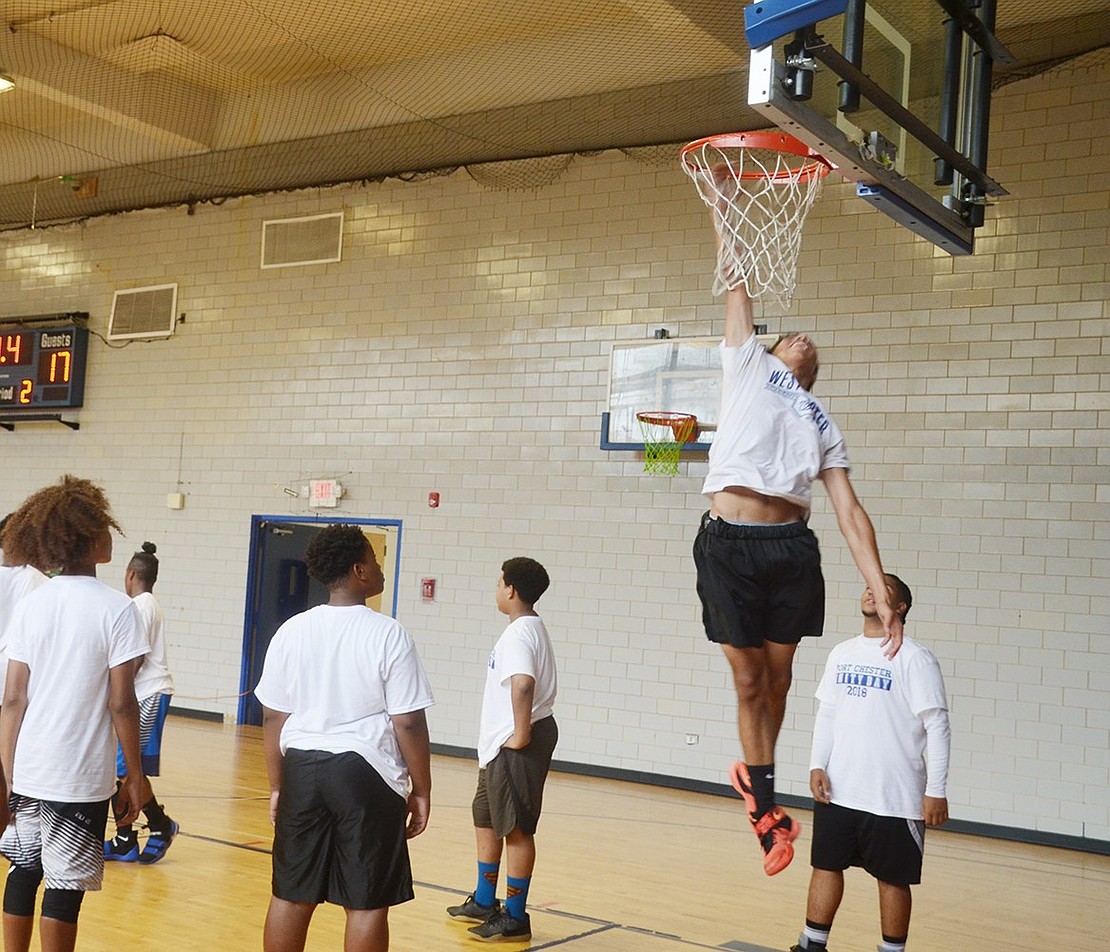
0, 475, 147, 952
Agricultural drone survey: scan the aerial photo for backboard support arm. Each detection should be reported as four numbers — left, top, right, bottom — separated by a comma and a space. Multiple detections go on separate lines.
748, 43, 976, 254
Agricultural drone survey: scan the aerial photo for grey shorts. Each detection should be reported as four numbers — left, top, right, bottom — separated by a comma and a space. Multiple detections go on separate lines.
472, 716, 558, 838
693, 511, 825, 647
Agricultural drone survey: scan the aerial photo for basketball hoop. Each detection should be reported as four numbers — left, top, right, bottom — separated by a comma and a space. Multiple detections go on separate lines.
681, 131, 832, 308
637, 411, 698, 476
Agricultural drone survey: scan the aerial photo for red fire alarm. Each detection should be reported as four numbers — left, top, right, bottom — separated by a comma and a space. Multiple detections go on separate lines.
428, 492, 440, 508
421, 578, 436, 601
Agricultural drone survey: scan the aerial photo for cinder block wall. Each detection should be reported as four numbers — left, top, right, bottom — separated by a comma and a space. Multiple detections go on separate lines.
1, 58, 1106, 841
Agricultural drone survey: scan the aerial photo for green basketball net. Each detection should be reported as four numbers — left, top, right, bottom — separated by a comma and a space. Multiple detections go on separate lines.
637, 411, 698, 476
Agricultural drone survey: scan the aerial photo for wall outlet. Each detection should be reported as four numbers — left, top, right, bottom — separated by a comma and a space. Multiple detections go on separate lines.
685, 733, 699, 746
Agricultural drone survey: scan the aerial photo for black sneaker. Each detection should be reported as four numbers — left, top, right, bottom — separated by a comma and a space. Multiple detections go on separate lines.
447, 894, 501, 923
789, 943, 829, 952
466, 908, 531, 941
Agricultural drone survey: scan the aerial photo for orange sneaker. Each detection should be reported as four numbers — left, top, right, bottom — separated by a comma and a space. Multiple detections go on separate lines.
752, 806, 801, 876
729, 761, 760, 815
729, 761, 801, 876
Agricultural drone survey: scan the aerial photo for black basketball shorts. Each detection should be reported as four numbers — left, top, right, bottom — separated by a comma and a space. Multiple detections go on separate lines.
693, 511, 824, 648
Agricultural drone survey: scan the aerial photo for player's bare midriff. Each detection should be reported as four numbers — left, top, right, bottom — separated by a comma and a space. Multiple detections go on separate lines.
709, 486, 805, 524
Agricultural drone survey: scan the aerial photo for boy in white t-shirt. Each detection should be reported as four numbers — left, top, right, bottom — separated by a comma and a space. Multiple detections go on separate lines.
792, 574, 950, 952
447, 557, 558, 943
255, 524, 433, 952
0, 476, 147, 952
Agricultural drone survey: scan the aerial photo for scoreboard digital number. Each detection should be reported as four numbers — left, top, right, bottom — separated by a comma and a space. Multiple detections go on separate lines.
0, 326, 89, 412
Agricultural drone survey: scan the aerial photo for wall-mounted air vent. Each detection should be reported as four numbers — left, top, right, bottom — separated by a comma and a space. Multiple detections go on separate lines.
108, 284, 178, 341
261, 212, 344, 269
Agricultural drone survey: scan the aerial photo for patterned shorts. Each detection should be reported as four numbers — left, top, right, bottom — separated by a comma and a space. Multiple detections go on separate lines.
115, 692, 172, 777
0, 795, 110, 891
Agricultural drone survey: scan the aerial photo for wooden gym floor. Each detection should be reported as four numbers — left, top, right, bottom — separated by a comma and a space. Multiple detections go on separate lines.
67, 717, 1108, 951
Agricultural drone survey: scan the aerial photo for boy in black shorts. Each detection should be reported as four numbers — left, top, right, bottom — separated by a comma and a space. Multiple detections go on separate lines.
447, 557, 558, 942
791, 575, 950, 952
254, 525, 434, 952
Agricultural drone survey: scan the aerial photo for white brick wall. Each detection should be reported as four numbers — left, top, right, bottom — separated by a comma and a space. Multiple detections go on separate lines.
1, 59, 1106, 841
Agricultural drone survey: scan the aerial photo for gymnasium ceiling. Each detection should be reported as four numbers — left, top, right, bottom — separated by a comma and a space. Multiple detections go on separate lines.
1, 0, 1108, 231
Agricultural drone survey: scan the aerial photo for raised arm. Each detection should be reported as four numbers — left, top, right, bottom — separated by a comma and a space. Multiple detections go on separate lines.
723, 285, 756, 347
819, 466, 903, 657
711, 204, 756, 347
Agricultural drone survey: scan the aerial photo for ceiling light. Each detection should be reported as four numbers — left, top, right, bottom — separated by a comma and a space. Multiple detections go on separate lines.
0, 73, 15, 93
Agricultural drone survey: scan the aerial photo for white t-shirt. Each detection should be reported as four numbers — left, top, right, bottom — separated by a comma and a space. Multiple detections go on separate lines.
0, 563, 49, 688
811, 634, 950, 819
254, 604, 434, 798
477, 615, 558, 769
6, 575, 148, 801
702, 334, 850, 512
132, 591, 174, 700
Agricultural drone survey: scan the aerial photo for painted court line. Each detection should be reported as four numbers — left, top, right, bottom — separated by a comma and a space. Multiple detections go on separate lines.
192, 831, 768, 949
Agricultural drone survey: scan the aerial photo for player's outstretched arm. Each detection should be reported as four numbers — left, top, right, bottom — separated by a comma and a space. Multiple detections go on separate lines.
710, 206, 755, 347
819, 467, 904, 657
723, 281, 755, 347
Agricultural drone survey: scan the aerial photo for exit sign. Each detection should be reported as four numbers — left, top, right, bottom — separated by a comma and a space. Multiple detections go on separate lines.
308, 479, 342, 508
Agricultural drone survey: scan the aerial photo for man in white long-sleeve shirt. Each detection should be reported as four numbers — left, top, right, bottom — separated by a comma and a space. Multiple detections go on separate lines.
791, 574, 950, 952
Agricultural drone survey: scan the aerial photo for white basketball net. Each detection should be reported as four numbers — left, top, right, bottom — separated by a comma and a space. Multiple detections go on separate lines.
682, 138, 830, 308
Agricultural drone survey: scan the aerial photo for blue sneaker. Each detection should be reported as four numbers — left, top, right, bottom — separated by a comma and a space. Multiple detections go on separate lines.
104, 835, 139, 862
138, 820, 179, 865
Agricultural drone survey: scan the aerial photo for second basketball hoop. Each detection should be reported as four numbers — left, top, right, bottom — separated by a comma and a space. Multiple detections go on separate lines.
637, 411, 698, 476
681, 131, 832, 308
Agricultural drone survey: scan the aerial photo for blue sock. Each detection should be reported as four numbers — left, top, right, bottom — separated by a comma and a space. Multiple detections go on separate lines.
505, 875, 530, 920
474, 861, 499, 907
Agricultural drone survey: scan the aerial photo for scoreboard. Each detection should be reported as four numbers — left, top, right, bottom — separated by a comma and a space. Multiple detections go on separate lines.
0, 325, 89, 411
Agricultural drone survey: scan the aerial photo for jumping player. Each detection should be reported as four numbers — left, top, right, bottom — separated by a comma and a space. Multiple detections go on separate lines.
693, 268, 903, 876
